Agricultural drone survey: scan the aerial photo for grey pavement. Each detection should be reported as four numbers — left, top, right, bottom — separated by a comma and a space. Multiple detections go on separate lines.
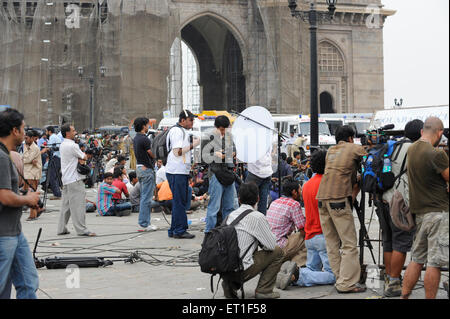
14, 188, 449, 300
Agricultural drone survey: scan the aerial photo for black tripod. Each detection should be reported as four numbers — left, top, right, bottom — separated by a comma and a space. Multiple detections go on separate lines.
33, 228, 138, 269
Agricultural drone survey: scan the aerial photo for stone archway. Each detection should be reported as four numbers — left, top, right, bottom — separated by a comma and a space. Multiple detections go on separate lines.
320, 91, 335, 113
171, 14, 246, 113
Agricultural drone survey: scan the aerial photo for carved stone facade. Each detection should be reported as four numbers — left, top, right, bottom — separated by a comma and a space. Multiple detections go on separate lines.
0, 0, 394, 129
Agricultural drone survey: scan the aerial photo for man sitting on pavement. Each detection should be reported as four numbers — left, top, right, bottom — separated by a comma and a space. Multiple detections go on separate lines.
97, 172, 131, 216
276, 149, 336, 290
127, 171, 140, 212
112, 166, 130, 202
222, 182, 284, 299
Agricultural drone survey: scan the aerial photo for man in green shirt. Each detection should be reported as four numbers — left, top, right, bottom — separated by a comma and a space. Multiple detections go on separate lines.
401, 117, 449, 299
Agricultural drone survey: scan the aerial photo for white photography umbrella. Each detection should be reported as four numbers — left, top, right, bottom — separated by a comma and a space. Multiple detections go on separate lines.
232, 106, 276, 164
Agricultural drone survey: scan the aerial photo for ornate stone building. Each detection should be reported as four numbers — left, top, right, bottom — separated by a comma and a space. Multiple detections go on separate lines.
0, 0, 394, 129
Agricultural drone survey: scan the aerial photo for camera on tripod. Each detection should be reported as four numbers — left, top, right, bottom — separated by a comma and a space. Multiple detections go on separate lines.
358, 124, 395, 146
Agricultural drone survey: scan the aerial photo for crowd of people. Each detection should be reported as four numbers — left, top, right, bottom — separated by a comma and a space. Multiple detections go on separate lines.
0, 107, 448, 300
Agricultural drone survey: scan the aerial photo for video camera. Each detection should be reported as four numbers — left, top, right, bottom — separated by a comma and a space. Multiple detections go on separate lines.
19, 189, 44, 209
358, 124, 395, 146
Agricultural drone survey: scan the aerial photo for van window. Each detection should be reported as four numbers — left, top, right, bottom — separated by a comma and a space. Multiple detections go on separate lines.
325, 120, 343, 135
298, 122, 331, 136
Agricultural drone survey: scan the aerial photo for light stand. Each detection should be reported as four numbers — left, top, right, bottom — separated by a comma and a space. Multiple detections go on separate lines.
78, 66, 106, 131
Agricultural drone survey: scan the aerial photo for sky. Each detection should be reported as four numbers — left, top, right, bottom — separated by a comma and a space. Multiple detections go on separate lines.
382, 0, 449, 109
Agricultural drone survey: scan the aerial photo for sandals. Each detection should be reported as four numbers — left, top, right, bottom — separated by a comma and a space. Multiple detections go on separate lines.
336, 283, 367, 294
80, 232, 97, 237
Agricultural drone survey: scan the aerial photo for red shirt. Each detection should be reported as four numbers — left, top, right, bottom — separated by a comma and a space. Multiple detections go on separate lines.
112, 179, 129, 200
302, 174, 323, 240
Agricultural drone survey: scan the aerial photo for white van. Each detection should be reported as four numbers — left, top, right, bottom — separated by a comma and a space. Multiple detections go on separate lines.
371, 105, 449, 131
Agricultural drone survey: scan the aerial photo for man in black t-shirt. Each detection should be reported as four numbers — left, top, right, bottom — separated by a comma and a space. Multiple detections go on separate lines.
133, 117, 158, 232
0, 108, 40, 299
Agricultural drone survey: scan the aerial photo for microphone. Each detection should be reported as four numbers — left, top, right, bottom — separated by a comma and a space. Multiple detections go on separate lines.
381, 124, 395, 131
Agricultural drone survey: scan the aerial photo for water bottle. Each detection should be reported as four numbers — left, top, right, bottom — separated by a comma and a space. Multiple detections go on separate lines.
383, 154, 392, 173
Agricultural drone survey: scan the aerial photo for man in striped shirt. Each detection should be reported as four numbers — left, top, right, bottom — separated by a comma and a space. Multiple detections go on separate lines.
222, 183, 284, 299
97, 172, 124, 216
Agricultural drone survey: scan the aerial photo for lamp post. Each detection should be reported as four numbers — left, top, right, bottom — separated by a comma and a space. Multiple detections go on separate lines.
78, 66, 106, 131
288, 0, 337, 150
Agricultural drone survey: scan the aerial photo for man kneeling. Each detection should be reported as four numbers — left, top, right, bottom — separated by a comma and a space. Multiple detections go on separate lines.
222, 183, 284, 299
97, 172, 131, 216
276, 150, 336, 290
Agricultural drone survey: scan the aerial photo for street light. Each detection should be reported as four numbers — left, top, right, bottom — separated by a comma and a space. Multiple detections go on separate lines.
288, 0, 337, 150
78, 65, 106, 131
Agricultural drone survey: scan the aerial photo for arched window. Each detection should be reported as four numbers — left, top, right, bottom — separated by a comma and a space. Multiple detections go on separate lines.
319, 42, 344, 73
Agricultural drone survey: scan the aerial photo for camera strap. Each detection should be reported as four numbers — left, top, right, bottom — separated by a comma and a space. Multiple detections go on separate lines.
0, 141, 38, 193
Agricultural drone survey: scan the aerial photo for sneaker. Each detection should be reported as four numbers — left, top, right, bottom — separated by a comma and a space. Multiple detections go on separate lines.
255, 291, 280, 299
276, 261, 297, 290
384, 279, 402, 297
139, 224, 158, 232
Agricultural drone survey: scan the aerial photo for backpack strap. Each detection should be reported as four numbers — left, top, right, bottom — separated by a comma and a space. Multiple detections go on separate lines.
167, 123, 186, 152
394, 153, 408, 189
228, 209, 254, 227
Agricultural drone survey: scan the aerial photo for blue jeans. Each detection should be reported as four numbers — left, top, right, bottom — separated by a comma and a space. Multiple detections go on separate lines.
136, 167, 156, 228
0, 232, 39, 299
106, 202, 132, 216
158, 186, 193, 211
166, 173, 189, 237
245, 172, 271, 215
205, 174, 238, 233
295, 234, 336, 287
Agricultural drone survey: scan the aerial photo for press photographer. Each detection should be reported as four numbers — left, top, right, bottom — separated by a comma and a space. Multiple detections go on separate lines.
0, 108, 40, 299
57, 124, 96, 237
361, 120, 424, 297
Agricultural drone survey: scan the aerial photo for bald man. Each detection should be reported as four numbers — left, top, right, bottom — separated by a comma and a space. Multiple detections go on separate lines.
401, 117, 449, 299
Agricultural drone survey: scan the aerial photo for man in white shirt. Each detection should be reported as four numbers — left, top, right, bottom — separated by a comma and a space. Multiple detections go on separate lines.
165, 110, 200, 239
246, 146, 274, 215
222, 182, 284, 299
155, 159, 167, 185
57, 124, 96, 236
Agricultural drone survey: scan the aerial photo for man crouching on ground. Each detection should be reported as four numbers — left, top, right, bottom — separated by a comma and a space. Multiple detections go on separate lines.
222, 182, 284, 299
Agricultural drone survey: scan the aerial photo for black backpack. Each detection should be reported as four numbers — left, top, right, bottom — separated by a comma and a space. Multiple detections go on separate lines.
198, 209, 254, 299
151, 124, 185, 166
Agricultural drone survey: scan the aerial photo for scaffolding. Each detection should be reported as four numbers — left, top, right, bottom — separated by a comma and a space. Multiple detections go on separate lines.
0, 0, 310, 128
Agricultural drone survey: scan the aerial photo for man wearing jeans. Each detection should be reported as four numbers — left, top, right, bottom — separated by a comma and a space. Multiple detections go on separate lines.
204, 115, 238, 233
166, 110, 200, 239
246, 147, 273, 215
0, 108, 40, 299
133, 117, 158, 232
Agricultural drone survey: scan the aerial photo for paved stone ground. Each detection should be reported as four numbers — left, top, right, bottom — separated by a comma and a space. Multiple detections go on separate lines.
13, 188, 449, 300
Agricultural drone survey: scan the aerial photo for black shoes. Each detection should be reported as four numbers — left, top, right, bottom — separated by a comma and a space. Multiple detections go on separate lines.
173, 232, 195, 239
